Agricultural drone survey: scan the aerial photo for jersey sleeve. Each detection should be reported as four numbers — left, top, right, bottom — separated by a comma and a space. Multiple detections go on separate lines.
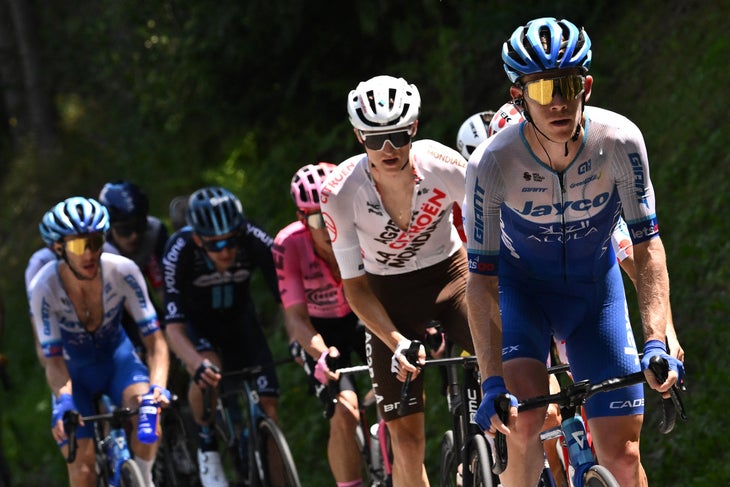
161, 231, 190, 324
321, 158, 366, 280
29, 269, 63, 358
465, 146, 505, 276
116, 256, 160, 336
244, 221, 282, 303
273, 225, 307, 309
610, 119, 659, 244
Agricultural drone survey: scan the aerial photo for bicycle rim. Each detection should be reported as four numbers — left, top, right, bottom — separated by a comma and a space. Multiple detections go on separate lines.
256, 417, 301, 487
439, 430, 459, 487
466, 435, 495, 487
119, 459, 146, 487
582, 465, 620, 487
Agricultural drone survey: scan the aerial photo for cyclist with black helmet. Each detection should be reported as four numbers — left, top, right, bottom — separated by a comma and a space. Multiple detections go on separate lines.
465, 18, 684, 487
29, 196, 170, 487
321, 75, 474, 487
161, 186, 282, 487
274, 163, 367, 487
99, 180, 169, 303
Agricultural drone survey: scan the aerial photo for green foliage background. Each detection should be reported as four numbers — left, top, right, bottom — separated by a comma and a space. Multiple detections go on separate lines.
1, 1, 728, 485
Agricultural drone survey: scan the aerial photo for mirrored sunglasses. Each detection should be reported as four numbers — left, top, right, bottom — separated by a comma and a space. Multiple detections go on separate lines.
360, 130, 412, 151
523, 74, 585, 106
65, 234, 105, 255
112, 218, 148, 237
200, 234, 239, 252
305, 212, 325, 230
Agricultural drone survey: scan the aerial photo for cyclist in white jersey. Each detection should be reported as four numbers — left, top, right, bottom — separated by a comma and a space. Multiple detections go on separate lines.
321, 75, 474, 487
30, 196, 170, 487
465, 18, 684, 487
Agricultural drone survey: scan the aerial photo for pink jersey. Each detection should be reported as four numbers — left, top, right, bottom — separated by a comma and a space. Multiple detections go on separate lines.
273, 221, 352, 319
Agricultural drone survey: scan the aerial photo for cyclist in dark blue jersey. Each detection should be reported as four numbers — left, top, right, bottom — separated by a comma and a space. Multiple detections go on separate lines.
465, 18, 684, 487
162, 186, 282, 487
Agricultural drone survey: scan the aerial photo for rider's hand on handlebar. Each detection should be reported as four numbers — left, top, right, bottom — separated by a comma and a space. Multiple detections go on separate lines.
641, 340, 684, 393
53, 393, 81, 444
314, 347, 340, 385
391, 339, 425, 382
193, 359, 222, 389
476, 376, 518, 436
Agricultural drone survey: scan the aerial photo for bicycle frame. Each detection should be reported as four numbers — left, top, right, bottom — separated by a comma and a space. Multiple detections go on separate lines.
64, 394, 143, 487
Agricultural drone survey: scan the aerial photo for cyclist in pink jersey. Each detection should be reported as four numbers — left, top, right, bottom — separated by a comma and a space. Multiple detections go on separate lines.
321, 75, 474, 487
273, 162, 366, 487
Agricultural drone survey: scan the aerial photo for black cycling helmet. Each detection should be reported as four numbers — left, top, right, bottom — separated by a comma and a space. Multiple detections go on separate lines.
98, 180, 150, 223
186, 187, 245, 237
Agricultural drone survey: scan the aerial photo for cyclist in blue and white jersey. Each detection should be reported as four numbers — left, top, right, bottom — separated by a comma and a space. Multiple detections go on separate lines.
29, 197, 170, 487
321, 75, 474, 487
465, 18, 684, 487
26, 208, 118, 368
162, 186, 282, 487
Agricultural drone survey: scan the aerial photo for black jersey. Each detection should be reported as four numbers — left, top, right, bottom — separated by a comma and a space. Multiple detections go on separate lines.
161, 222, 280, 328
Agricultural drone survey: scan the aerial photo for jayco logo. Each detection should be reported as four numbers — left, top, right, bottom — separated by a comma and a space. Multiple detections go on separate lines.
518, 192, 610, 216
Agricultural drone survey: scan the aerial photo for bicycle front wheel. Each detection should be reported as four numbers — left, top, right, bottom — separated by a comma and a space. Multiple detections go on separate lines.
439, 430, 459, 487
119, 459, 146, 487
255, 417, 301, 487
465, 434, 495, 487
582, 465, 620, 487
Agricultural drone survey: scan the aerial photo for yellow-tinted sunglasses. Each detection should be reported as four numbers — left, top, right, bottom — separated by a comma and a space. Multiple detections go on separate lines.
64, 234, 105, 255
523, 74, 585, 106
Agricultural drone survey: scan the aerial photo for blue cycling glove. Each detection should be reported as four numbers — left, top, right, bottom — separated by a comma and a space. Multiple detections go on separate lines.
475, 376, 518, 431
51, 393, 76, 428
641, 340, 685, 382
149, 384, 172, 402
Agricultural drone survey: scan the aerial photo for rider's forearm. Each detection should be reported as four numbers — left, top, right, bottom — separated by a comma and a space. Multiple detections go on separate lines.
283, 304, 328, 358
466, 274, 504, 378
164, 322, 203, 374
343, 275, 403, 352
144, 330, 170, 388
45, 356, 73, 398
633, 238, 671, 344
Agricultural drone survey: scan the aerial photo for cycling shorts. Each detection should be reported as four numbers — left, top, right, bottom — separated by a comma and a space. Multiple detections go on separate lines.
366, 249, 474, 422
64, 338, 150, 439
186, 311, 279, 397
500, 262, 643, 418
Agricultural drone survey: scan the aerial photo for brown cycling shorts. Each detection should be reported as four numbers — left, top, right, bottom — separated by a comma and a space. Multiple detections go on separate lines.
365, 248, 474, 422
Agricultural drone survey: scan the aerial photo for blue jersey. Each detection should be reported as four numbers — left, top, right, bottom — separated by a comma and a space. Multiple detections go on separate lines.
30, 253, 159, 366
465, 107, 653, 418
465, 106, 658, 282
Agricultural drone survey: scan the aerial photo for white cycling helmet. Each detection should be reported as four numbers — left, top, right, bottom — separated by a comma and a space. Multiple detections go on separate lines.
456, 111, 495, 159
347, 75, 420, 132
488, 101, 526, 137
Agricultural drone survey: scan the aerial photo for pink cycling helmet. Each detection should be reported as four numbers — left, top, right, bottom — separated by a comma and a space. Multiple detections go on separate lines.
290, 162, 336, 211
488, 101, 526, 137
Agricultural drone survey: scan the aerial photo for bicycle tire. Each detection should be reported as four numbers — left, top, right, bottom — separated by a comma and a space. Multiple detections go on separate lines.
582, 465, 620, 487
465, 434, 495, 487
154, 407, 200, 487
439, 430, 459, 487
119, 459, 145, 487
255, 417, 301, 487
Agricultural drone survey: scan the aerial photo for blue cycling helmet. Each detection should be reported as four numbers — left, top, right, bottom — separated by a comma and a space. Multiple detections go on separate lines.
502, 17, 592, 83
47, 197, 110, 237
186, 187, 244, 237
39, 209, 62, 245
98, 180, 149, 222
